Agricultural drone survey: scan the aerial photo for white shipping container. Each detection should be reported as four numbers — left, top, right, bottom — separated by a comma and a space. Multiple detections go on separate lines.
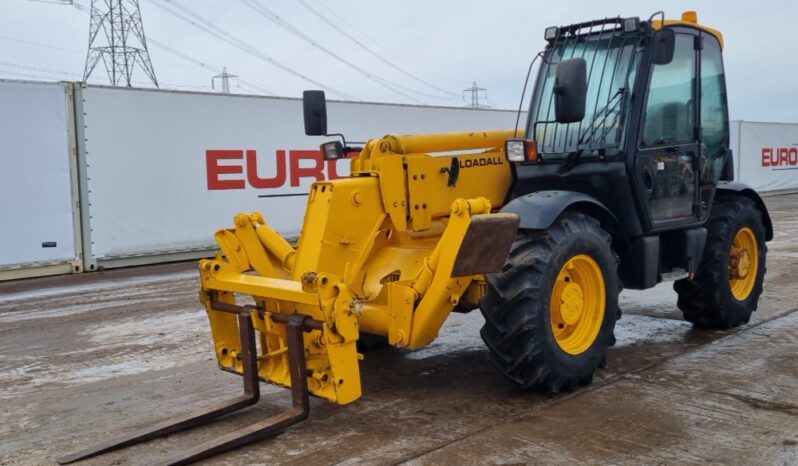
730, 120, 798, 193
77, 86, 526, 269
0, 80, 81, 279
3, 82, 793, 280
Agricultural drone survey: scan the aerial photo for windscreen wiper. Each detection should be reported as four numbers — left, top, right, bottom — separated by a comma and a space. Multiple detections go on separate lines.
577, 88, 627, 147
561, 88, 626, 170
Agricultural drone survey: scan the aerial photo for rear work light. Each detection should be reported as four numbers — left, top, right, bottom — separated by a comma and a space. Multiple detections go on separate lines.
544, 26, 558, 42
505, 139, 539, 163
623, 16, 640, 32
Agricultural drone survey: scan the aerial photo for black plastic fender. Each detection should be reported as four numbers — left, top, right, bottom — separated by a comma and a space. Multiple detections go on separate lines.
716, 182, 774, 241
500, 190, 617, 230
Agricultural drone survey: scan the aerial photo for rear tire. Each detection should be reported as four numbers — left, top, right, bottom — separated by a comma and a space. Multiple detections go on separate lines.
674, 196, 767, 329
480, 212, 620, 393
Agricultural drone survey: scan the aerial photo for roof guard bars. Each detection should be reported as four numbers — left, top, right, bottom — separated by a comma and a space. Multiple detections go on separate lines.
532, 15, 643, 156
556, 17, 626, 36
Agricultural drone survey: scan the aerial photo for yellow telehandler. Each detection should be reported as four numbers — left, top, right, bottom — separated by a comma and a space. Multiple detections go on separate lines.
61, 11, 772, 465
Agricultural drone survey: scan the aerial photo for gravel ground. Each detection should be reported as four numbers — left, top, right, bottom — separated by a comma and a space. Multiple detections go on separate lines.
0, 194, 796, 466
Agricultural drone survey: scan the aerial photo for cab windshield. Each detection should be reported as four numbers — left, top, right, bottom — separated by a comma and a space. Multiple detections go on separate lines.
528, 30, 643, 158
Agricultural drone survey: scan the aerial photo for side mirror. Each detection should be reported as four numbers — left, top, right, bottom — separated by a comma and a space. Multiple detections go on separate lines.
554, 58, 587, 124
303, 90, 327, 136
651, 28, 675, 65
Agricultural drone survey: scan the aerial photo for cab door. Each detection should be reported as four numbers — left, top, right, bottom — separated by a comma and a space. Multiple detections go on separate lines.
635, 31, 700, 229
696, 32, 731, 221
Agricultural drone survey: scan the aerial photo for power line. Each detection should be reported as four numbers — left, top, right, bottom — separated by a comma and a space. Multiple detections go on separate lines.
162, 0, 400, 102
297, 0, 458, 100
0, 58, 247, 92
0, 33, 83, 53
0, 33, 208, 71
308, 0, 471, 85
17, 0, 84, 9
236, 0, 432, 104
0, 60, 81, 77
0, 60, 162, 86
11, 0, 462, 103
0, 69, 70, 81
147, 37, 276, 95
6, 4, 272, 96
145, 0, 357, 100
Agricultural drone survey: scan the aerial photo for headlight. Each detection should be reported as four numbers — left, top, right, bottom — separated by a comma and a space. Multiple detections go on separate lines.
320, 140, 344, 160
505, 139, 538, 163
506, 140, 526, 162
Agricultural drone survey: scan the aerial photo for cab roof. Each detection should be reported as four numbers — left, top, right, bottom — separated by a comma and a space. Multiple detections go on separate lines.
652, 11, 724, 49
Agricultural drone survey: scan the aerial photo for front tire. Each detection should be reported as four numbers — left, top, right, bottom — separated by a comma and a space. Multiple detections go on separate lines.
674, 196, 767, 328
480, 213, 620, 393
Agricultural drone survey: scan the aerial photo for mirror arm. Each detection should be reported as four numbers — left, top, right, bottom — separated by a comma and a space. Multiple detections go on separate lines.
325, 132, 348, 148
515, 51, 545, 138
648, 11, 665, 23
321, 134, 363, 155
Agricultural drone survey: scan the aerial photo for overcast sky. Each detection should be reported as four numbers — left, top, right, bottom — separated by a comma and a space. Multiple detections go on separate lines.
2, 0, 796, 121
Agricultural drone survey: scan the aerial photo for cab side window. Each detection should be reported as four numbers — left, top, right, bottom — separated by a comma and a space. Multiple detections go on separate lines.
642, 33, 696, 147
699, 35, 729, 183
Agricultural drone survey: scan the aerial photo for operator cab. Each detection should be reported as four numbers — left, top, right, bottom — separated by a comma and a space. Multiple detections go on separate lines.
507, 11, 730, 237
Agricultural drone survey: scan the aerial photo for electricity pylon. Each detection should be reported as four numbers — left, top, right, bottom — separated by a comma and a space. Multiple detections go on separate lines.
83, 0, 158, 87
463, 81, 490, 109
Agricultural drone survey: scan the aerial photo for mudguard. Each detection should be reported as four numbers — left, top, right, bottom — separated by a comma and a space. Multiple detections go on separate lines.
500, 190, 616, 230
716, 182, 774, 241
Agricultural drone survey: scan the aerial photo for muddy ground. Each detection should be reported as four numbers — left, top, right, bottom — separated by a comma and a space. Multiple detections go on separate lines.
1, 194, 796, 466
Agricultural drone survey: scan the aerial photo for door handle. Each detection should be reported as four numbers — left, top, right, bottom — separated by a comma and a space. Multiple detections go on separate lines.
642, 166, 655, 194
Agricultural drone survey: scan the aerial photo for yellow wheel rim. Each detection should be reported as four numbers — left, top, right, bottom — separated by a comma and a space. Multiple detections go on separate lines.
729, 226, 759, 301
550, 254, 606, 355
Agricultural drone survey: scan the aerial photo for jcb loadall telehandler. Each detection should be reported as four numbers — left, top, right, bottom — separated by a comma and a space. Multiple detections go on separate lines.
61, 11, 772, 466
